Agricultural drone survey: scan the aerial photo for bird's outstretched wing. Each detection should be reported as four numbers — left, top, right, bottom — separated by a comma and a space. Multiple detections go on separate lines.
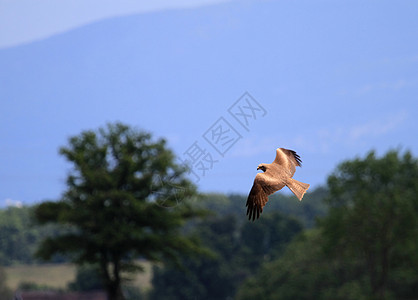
273, 148, 302, 177
246, 174, 270, 221
247, 148, 308, 220
281, 148, 302, 167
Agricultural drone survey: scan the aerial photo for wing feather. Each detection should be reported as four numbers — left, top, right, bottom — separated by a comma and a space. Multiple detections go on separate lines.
246, 174, 270, 221
247, 148, 306, 220
281, 148, 302, 167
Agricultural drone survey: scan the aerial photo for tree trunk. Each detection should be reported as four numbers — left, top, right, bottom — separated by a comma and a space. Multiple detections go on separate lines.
374, 244, 390, 299
107, 283, 124, 300
100, 254, 124, 300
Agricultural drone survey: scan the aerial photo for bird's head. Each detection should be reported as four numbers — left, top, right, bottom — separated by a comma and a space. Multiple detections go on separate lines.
257, 164, 267, 172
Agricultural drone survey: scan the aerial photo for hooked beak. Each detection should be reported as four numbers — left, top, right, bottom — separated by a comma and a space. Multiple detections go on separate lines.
257, 166, 260, 170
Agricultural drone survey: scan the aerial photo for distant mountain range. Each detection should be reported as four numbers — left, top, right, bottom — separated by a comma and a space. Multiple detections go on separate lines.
1, 0, 417, 205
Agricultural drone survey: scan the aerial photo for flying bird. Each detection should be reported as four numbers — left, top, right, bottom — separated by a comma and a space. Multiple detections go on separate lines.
246, 148, 310, 221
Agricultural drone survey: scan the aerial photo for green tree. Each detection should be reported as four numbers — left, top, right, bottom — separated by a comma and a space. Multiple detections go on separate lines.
238, 150, 418, 300
34, 123, 204, 300
321, 150, 418, 299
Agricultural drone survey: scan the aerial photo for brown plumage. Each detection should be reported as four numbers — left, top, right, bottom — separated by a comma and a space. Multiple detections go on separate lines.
246, 148, 310, 221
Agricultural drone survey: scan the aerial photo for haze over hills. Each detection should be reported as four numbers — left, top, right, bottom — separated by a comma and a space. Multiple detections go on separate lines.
0, 0, 234, 49
1, 0, 417, 206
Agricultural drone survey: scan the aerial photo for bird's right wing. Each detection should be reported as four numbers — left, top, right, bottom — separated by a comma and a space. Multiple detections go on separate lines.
281, 148, 302, 167
246, 173, 270, 221
274, 148, 302, 177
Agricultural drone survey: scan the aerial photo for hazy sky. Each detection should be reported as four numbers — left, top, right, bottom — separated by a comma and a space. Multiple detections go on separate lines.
0, 0, 232, 48
1, 0, 417, 207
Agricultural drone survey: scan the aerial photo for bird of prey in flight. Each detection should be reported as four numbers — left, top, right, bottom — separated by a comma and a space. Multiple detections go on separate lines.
246, 148, 310, 221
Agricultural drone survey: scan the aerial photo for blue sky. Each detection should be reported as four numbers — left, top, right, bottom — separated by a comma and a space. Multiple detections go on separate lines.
0, 0, 417, 207
0, 0, 232, 49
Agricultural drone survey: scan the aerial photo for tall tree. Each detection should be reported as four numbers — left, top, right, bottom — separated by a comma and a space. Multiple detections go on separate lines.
238, 150, 418, 300
34, 123, 204, 300
321, 150, 418, 299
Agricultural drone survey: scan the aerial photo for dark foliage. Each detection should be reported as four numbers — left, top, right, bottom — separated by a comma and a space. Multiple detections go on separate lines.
0, 206, 68, 265
68, 264, 104, 292
238, 150, 418, 300
151, 208, 303, 300
33, 123, 206, 300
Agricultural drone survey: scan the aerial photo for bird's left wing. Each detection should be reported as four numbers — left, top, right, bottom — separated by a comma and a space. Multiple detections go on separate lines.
246, 173, 270, 221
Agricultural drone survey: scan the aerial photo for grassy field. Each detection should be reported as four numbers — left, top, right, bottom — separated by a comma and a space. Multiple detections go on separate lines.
5, 263, 76, 290
4, 261, 152, 292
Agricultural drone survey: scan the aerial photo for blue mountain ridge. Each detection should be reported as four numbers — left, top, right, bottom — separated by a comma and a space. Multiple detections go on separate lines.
0, 0, 417, 205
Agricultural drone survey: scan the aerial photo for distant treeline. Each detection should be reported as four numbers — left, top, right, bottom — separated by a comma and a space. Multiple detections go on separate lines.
2, 122, 417, 300
0, 205, 67, 266
0, 188, 327, 266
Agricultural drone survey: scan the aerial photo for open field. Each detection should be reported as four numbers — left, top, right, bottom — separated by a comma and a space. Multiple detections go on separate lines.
5, 263, 76, 291
4, 261, 153, 292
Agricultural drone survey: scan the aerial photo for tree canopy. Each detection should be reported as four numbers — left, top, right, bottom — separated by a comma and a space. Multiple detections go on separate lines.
238, 150, 418, 300
34, 123, 205, 300
321, 150, 418, 299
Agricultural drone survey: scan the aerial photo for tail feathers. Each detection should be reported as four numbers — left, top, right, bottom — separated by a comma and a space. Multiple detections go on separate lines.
286, 178, 310, 201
